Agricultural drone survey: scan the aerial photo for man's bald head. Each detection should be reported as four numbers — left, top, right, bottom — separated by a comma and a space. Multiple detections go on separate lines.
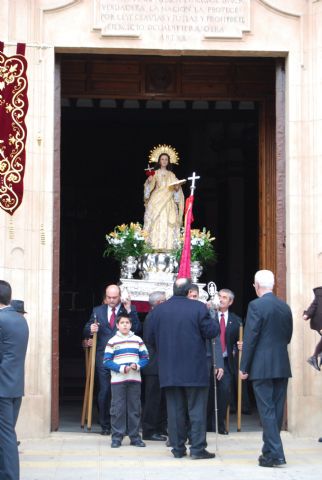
105, 284, 121, 308
173, 278, 192, 297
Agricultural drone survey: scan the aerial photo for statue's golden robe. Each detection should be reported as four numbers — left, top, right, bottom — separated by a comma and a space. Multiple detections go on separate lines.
143, 169, 184, 251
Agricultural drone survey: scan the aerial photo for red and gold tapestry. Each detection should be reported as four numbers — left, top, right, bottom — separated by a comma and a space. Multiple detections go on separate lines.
0, 42, 28, 215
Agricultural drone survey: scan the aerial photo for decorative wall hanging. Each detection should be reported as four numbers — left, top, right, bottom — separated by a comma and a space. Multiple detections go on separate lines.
0, 42, 28, 215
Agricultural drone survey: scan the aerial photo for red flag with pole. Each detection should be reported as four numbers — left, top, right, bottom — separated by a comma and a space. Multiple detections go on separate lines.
177, 172, 199, 279
177, 195, 194, 278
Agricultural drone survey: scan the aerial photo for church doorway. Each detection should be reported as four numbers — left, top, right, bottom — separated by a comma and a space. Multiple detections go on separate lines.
52, 54, 285, 432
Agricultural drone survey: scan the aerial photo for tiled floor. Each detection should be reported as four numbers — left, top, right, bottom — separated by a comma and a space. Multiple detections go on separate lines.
20, 430, 322, 480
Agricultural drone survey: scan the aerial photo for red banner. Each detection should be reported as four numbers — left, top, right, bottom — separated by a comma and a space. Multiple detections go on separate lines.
0, 42, 28, 215
177, 195, 194, 279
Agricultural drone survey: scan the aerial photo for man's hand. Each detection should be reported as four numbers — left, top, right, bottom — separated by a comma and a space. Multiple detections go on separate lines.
122, 296, 132, 313
130, 363, 137, 370
237, 341, 243, 351
215, 368, 224, 380
239, 370, 248, 380
303, 314, 309, 321
124, 366, 130, 373
90, 323, 99, 333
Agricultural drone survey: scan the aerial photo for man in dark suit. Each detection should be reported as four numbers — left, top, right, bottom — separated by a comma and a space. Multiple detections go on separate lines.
146, 278, 219, 460
215, 288, 242, 434
0, 280, 29, 480
83, 284, 140, 435
142, 291, 167, 441
240, 270, 293, 468
186, 284, 224, 433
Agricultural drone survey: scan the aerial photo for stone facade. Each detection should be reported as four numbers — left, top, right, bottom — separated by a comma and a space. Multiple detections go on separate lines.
0, 0, 322, 437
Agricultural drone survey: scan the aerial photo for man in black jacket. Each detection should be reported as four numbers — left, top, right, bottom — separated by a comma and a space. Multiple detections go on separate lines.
146, 278, 219, 460
216, 289, 242, 434
0, 280, 29, 480
240, 270, 293, 468
142, 291, 167, 441
83, 284, 140, 435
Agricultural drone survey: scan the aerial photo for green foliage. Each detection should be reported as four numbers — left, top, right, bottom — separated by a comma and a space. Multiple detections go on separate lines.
103, 223, 152, 261
173, 228, 216, 264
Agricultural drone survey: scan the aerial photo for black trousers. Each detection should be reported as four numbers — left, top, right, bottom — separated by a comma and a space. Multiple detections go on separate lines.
0, 396, 21, 480
207, 357, 232, 431
110, 382, 142, 442
142, 375, 167, 437
252, 378, 288, 460
96, 354, 111, 430
165, 386, 208, 456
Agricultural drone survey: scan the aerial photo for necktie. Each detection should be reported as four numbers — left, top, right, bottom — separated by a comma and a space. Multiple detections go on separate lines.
220, 313, 226, 354
109, 307, 116, 329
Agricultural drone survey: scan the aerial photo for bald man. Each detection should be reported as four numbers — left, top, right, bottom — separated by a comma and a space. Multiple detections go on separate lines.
83, 284, 141, 435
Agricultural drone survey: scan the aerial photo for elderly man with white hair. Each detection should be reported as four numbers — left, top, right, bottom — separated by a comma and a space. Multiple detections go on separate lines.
240, 270, 293, 468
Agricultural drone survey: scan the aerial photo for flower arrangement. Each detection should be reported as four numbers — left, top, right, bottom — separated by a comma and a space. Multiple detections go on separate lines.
174, 228, 216, 264
103, 223, 152, 261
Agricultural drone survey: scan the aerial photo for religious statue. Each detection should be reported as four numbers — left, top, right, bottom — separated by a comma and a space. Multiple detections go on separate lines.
143, 144, 185, 251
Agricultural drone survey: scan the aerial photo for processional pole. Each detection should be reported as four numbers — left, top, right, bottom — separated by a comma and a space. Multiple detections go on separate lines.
86, 314, 98, 431
177, 172, 200, 279
81, 314, 97, 430
207, 281, 220, 451
81, 340, 91, 428
237, 323, 244, 432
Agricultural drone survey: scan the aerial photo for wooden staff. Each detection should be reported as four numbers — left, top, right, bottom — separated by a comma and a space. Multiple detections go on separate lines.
87, 315, 98, 431
237, 324, 243, 432
81, 342, 91, 428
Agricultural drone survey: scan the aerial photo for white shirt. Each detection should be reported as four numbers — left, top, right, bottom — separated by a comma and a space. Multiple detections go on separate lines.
107, 304, 121, 322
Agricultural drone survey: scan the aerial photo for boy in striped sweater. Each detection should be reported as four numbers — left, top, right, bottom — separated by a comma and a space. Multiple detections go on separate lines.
103, 312, 149, 448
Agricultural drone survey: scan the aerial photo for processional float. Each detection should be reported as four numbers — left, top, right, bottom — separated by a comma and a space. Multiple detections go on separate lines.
81, 144, 244, 437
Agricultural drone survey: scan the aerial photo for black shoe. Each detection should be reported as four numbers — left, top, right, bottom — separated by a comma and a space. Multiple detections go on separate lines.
143, 433, 167, 441
17, 441, 20, 446
100, 429, 111, 436
130, 439, 146, 447
307, 356, 320, 371
218, 428, 228, 435
111, 440, 121, 448
190, 450, 216, 460
259, 455, 286, 467
319, 437, 322, 443
172, 450, 187, 458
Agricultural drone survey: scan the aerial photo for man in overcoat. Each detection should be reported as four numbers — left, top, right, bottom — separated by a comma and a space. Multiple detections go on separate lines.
0, 280, 29, 480
146, 278, 219, 460
240, 270, 293, 468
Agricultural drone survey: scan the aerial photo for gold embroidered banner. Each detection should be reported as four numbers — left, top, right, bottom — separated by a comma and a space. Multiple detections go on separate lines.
0, 42, 28, 215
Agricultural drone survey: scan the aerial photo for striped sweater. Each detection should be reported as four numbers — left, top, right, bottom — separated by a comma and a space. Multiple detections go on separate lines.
103, 330, 149, 384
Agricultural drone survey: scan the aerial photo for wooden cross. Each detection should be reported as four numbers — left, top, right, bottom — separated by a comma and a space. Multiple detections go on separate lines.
188, 171, 200, 195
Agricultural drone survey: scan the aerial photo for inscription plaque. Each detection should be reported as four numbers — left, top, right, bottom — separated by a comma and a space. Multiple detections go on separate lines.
93, 0, 250, 42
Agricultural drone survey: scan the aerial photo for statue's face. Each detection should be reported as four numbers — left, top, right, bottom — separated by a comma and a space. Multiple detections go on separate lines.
159, 154, 169, 167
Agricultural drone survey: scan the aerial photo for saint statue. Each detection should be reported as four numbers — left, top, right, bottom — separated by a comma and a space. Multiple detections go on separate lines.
143, 144, 185, 251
